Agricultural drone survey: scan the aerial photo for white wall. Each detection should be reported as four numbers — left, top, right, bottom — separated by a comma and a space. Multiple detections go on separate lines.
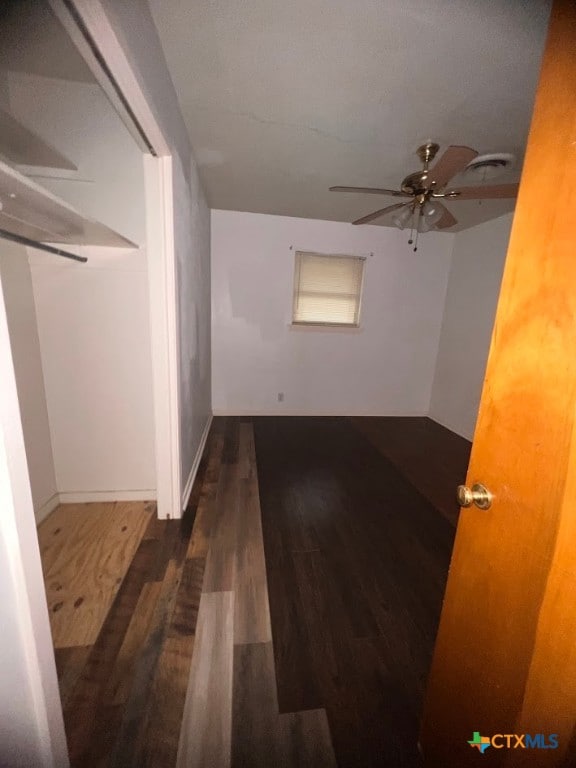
100, 0, 212, 504
0, 241, 57, 522
429, 213, 513, 439
0, 60, 156, 501
30, 247, 156, 500
211, 210, 453, 416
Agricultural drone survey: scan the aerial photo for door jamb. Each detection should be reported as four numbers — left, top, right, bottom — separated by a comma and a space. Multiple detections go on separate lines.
144, 154, 182, 519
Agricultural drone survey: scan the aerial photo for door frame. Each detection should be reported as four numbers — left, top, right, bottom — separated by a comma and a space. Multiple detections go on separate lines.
144, 154, 182, 520
0, 284, 69, 767
49, 0, 182, 520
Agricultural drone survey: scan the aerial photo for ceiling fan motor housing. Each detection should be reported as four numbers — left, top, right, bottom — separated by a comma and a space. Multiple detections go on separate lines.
401, 170, 430, 195
401, 142, 440, 194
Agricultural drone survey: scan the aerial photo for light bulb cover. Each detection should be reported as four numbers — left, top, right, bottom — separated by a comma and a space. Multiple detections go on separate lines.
418, 215, 434, 233
392, 204, 414, 230
422, 201, 443, 225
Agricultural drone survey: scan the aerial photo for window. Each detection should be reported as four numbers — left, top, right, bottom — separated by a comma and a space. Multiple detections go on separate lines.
292, 251, 365, 327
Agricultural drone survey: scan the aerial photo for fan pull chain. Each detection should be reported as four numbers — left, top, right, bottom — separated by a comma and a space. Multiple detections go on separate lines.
413, 207, 424, 252
407, 206, 417, 245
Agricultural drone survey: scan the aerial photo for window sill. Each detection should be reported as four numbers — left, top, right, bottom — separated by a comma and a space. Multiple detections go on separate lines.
289, 322, 363, 333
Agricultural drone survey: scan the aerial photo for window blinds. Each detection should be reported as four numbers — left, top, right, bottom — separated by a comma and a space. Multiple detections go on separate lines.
292, 251, 365, 326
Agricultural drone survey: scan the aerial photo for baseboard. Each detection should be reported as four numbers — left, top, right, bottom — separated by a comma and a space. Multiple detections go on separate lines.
181, 415, 213, 511
212, 409, 429, 417
35, 492, 60, 525
57, 489, 157, 504
426, 413, 473, 442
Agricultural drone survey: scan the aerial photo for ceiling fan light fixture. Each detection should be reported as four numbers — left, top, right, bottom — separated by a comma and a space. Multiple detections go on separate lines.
418, 214, 435, 234
422, 200, 443, 226
391, 204, 413, 230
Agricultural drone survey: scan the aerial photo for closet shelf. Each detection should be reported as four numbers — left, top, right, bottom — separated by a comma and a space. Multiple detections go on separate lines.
0, 159, 137, 248
0, 108, 77, 171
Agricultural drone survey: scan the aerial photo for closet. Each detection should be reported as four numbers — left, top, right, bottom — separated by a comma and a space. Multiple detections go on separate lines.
0, 0, 157, 695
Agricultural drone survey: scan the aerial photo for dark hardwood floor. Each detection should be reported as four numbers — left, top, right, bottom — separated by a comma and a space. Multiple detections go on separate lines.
45, 415, 469, 767
254, 417, 463, 767
349, 416, 471, 526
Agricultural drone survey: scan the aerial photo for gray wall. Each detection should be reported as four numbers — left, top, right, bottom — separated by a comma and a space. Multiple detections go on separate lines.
174, 155, 211, 488
429, 213, 513, 439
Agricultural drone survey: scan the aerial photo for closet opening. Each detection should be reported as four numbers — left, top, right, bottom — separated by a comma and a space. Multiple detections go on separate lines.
0, 1, 178, 762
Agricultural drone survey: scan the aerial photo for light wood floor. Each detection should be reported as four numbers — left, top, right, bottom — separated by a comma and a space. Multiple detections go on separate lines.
43, 493, 201, 766
39, 416, 469, 767
39, 501, 154, 648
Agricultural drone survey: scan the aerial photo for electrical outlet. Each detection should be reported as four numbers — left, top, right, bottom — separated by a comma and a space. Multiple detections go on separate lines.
278, 392, 284, 402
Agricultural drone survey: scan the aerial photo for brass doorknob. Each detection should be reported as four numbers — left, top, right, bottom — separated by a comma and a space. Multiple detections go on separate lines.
456, 483, 493, 510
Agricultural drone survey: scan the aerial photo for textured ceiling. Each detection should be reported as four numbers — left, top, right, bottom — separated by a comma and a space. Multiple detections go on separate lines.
149, 0, 551, 231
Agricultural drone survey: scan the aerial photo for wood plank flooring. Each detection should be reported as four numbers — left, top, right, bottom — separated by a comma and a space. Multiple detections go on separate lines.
254, 416, 459, 767
176, 417, 335, 768
38, 483, 209, 766
39, 501, 154, 647
349, 416, 471, 526
40, 416, 468, 767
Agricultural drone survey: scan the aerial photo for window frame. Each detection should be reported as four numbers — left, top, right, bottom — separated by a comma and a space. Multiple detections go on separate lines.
291, 250, 366, 329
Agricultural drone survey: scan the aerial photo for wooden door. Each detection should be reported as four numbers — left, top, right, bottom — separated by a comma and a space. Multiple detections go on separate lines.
420, 2, 576, 765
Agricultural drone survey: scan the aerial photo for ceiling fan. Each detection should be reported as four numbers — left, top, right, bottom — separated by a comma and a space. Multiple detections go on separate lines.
330, 142, 518, 249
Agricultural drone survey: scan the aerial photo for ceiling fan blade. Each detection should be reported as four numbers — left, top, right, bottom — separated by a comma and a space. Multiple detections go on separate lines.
330, 186, 409, 197
435, 203, 458, 230
446, 183, 519, 200
352, 202, 408, 226
428, 146, 478, 189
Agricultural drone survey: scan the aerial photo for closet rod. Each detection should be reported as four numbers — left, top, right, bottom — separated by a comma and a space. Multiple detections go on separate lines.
0, 228, 87, 263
